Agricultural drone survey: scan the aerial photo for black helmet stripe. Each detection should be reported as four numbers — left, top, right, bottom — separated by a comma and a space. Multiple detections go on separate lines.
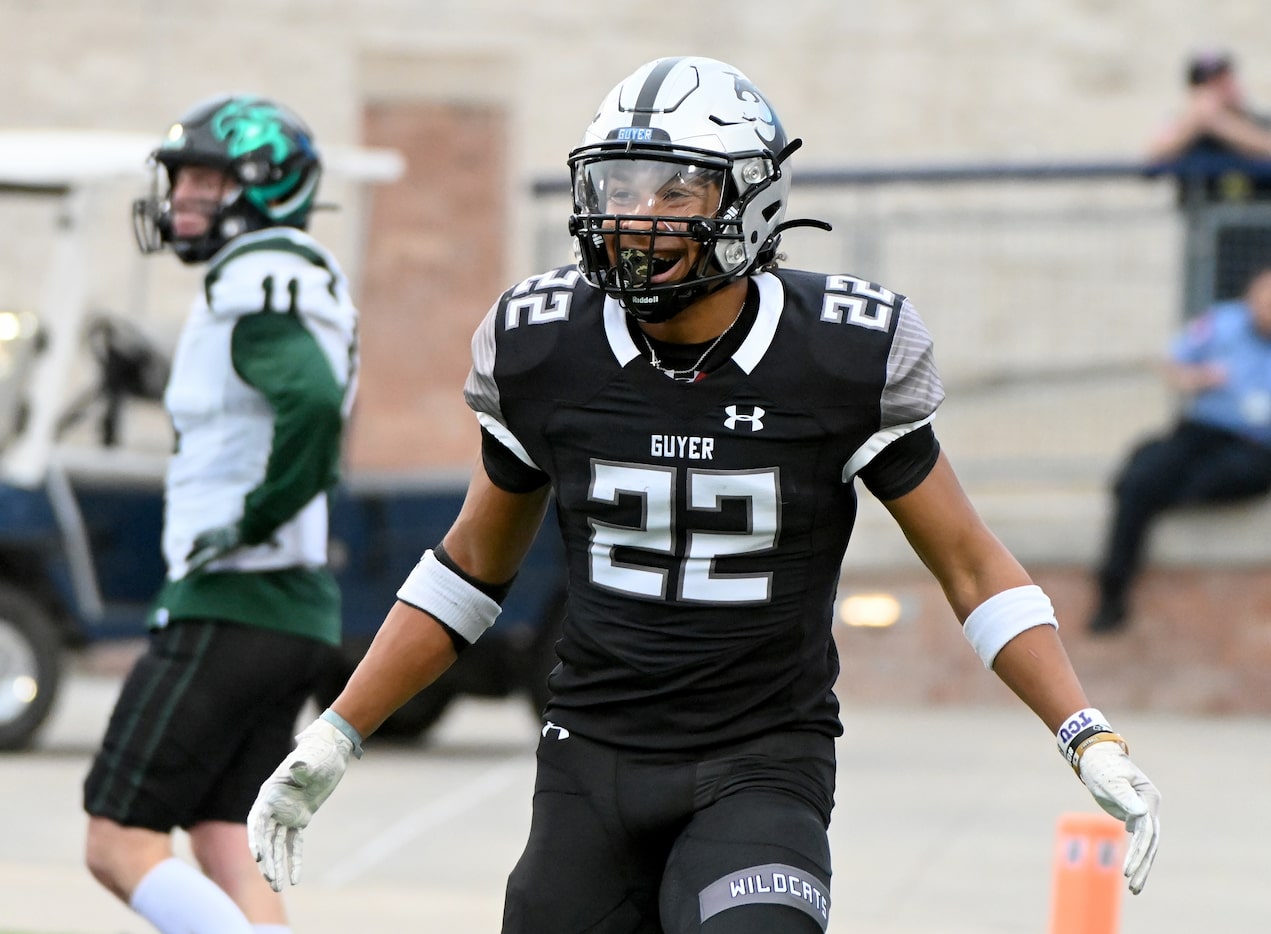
629, 57, 685, 126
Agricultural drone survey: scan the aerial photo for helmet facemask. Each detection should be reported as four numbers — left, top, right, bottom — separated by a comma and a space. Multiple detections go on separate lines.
571, 151, 749, 322
569, 146, 786, 323
132, 161, 250, 264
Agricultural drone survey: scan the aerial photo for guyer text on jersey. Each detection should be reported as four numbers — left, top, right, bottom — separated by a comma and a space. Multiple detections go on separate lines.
650, 434, 716, 460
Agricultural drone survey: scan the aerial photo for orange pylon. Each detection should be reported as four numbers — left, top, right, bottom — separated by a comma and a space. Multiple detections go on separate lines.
1047, 811, 1125, 934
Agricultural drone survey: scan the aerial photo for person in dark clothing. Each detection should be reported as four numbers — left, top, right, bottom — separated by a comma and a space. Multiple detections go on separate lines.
1146, 49, 1271, 198
1090, 265, 1271, 633
1146, 50, 1271, 301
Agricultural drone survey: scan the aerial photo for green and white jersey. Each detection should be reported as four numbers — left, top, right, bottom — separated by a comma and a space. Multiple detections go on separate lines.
153, 227, 359, 643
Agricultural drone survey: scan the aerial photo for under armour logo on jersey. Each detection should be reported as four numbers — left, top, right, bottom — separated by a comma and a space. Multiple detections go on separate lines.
541, 721, 570, 740
723, 405, 766, 432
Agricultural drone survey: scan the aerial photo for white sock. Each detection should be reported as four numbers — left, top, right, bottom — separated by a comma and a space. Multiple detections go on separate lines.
129, 857, 254, 934
253, 927, 293, 934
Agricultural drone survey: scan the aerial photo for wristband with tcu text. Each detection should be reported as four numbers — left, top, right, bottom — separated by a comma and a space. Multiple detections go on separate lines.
1055, 706, 1116, 769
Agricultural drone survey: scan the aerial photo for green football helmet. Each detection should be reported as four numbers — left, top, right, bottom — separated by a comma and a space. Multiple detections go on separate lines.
132, 94, 322, 263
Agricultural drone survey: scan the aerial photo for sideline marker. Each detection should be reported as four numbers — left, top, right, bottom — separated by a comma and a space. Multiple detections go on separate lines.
1047, 811, 1124, 934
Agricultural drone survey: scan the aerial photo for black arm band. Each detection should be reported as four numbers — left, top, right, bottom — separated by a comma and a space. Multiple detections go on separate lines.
434, 619, 471, 654
433, 542, 516, 603
858, 424, 941, 500
481, 426, 550, 493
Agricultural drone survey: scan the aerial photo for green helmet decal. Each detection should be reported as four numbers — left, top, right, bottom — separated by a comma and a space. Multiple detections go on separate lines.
211, 98, 316, 222
211, 98, 295, 165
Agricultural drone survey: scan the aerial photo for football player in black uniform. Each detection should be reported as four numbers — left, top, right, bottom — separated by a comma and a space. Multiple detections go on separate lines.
248, 57, 1161, 932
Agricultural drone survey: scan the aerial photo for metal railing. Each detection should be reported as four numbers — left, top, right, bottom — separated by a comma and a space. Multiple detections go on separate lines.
532, 160, 1182, 387
529, 158, 1271, 522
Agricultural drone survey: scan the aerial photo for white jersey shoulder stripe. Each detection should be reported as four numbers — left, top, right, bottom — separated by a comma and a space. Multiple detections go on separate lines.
841, 413, 936, 481
602, 273, 783, 373
603, 297, 644, 366
475, 411, 541, 471
732, 272, 783, 374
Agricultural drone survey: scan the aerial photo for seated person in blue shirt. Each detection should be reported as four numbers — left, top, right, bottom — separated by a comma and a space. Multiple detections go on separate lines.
1089, 264, 1271, 633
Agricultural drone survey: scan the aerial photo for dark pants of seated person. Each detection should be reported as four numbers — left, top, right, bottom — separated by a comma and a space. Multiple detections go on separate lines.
1090, 420, 1271, 632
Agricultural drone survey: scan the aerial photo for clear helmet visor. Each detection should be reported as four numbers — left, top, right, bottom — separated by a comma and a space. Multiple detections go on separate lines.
573, 157, 732, 292
574, 157, 726, 220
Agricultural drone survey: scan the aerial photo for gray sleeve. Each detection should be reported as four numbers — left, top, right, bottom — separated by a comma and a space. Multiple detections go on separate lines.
463, 303, 500, 419
881, 297, 945, 428
462, 302, 541, 471
843, 298, 945, 480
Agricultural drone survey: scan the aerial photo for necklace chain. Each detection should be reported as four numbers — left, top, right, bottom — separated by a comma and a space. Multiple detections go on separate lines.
638, 312, 741, 381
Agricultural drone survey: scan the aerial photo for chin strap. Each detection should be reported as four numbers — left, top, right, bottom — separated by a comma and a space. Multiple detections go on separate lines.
773, 218, 834, 235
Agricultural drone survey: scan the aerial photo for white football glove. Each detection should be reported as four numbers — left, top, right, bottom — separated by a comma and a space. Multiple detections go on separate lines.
1076, 739, 1162, 894
248, 715, 359, 891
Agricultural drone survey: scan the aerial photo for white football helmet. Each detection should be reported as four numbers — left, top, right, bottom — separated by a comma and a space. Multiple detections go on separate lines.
568, 57, 809, 322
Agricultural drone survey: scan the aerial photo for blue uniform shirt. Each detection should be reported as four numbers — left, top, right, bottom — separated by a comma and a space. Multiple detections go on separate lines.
1171, 302, 1271, 447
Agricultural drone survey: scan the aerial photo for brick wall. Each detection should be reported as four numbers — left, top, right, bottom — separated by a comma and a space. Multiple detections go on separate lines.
346, 99, 507, 471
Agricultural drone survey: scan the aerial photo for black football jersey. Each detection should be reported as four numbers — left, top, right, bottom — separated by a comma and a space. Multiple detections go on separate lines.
464, 267, 945, 751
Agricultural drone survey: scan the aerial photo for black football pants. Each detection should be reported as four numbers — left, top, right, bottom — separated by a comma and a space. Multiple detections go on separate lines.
502, 727, 836, 934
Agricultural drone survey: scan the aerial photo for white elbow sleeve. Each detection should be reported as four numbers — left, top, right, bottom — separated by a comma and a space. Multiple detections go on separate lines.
396, 550, 502, 644
962, 584, 1058, 669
